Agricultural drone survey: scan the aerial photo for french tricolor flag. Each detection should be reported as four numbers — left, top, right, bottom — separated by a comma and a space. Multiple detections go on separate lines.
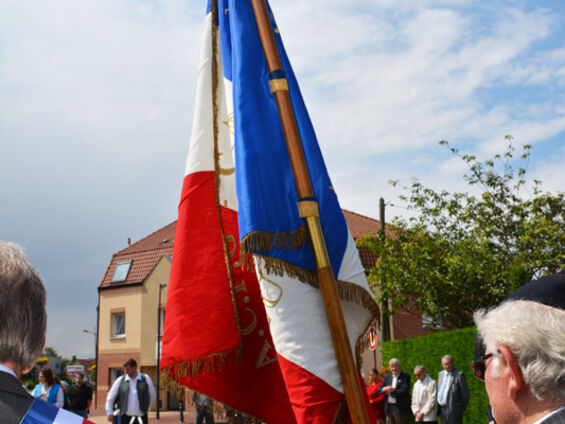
21, 398, 93, 424
161, 1, 379, 423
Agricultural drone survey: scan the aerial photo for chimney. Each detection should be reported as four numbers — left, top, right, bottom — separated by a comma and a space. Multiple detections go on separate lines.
128, 238, 131, 246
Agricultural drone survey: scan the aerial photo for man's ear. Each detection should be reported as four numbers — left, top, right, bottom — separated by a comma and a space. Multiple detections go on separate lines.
23, 336, 47, 375
22, 363, 35, 375
498, 344, 525, 398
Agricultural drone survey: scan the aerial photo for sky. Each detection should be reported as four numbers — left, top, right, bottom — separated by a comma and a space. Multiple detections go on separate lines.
1, 0, 564, 359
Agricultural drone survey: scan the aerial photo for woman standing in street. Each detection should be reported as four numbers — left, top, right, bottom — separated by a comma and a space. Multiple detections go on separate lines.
33, 367, 64, 407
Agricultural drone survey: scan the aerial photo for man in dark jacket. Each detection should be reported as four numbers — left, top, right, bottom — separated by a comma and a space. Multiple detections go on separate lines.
474, 272, 565, 424
378, 358, 411, 424
437, 355, 469, 424
0, 242, 47, 424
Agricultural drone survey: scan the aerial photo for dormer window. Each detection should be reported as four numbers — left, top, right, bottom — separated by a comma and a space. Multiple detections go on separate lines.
111, 261, 132, 283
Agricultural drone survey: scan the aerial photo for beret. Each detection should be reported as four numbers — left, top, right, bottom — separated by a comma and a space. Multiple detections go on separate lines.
474, 270, 565, 361
506, 270, 565, 310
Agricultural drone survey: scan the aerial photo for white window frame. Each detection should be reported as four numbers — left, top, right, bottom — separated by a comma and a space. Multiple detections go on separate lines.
111, 312, 126, 338
111, 261, 132, 283
111, 368, 124, 384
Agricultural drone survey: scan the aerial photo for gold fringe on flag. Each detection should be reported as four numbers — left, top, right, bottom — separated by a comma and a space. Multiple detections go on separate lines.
210, 0, 244, 347
355, 316, 381, 365
240, 225, 308, 258
253, 254, 380, 367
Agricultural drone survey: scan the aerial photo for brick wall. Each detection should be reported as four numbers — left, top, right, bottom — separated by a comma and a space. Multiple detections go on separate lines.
95, 351, 140, 411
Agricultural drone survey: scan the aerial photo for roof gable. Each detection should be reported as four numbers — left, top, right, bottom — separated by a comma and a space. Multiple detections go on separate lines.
99, 211, 383, 289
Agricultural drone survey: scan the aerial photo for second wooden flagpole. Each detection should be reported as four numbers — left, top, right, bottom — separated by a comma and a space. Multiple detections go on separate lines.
249, 1, 370, 423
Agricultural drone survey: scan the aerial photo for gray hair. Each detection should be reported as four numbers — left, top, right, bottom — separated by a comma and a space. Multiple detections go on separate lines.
475, 300, 565, 403
442, 355, 453, 362
389, 358, 401, 366
0, 242, 46, 371
414, 365, 425, 372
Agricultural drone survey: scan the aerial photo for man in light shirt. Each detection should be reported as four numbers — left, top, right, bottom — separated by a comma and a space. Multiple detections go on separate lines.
436, 355, 469, 424
106, 358, 156, 424
411, 366, 437, 423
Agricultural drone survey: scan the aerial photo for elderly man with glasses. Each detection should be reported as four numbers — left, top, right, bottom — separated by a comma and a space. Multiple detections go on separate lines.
411, 366, 437, 423
473, 271, 565, 424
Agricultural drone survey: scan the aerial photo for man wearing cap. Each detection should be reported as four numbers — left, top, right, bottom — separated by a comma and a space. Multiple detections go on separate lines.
473, 271, 565, 424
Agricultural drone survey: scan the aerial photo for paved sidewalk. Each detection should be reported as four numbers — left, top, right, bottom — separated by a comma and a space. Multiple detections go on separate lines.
87, 409, 225, 424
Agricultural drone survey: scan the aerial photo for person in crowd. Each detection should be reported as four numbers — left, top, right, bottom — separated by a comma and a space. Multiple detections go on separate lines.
366, 368, 386, 423
105, 358, 156, 424
473, 271, 565, 424
33, 367, 65, 407
1, 242, 89, 423
377, 358, 411, 424
437, 355, 469, 423
0, 242, 46, 423
411, 365, 437, 423
193, 391, 215, 424
69, 373, 92, 418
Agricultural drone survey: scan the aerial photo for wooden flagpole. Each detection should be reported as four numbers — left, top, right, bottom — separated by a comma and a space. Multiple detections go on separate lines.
250, 1, 370, 423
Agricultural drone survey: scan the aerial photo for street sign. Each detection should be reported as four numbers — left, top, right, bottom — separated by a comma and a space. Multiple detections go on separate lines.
67, 364, 85, 378
368, 326, 377, 351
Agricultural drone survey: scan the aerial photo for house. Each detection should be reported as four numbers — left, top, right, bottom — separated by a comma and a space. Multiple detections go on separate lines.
95, 210, 428, 410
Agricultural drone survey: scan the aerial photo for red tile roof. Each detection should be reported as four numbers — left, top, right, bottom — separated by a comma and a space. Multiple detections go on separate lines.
99, 222, 176, 289
342, 209, 394, 269
99, 211, 385, 290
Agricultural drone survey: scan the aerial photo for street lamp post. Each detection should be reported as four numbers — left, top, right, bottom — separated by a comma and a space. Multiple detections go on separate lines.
156, 282, 167, 420
82, 329, 98, 381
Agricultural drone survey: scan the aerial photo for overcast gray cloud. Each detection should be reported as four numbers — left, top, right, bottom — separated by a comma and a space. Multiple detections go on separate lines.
1, 0, 564, 358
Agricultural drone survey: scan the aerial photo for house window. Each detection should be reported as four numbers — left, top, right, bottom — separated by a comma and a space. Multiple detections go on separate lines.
112, 312, 125, 338
422, 314, 444, 330
111, 261, 132, 283
110, 368, 124, 384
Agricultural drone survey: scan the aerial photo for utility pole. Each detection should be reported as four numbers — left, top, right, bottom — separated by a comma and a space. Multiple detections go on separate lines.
379, 198, 391, 342
156, 282, 167, 419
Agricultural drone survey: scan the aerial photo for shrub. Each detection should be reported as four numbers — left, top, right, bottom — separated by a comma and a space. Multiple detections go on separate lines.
381, 327, 489, 423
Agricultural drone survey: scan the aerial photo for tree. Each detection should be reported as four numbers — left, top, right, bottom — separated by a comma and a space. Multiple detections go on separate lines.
359, 137, 564, 328
43, 346, 60, 358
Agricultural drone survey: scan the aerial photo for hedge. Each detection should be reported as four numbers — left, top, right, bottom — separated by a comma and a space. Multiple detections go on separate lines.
381, 326, 489, 423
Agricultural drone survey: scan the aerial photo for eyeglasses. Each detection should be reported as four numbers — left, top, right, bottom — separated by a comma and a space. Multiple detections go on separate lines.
471, 352, 494, 381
